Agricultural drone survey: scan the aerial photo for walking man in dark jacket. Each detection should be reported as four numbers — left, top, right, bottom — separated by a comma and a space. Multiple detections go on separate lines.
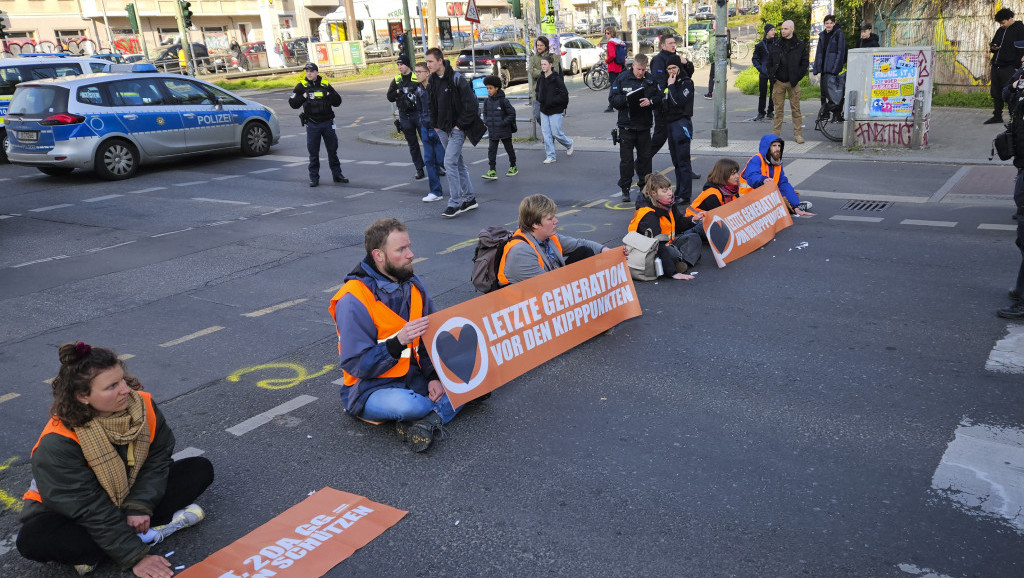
609, 53, 662, 202
289, 62, 347, 187
988, 9, 1024, 125
813, 14, 846, 122
768, 20, 809, 144
387, 55, 426, 180
426, 47, 479, 218
751, 23, 776, 121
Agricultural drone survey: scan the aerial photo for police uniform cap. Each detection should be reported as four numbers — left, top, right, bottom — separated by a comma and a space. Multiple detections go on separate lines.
303, 62, 319, 72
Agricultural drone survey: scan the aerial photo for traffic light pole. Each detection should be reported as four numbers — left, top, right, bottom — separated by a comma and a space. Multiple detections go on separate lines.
175, 1, 195, 75
710, 0, 728, 146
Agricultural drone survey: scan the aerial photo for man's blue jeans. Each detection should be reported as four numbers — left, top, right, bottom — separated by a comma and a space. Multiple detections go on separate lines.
420, 125, 445, 198
540, 112, 573, 160
361, 388, 461, 424
436, 128, 474, 208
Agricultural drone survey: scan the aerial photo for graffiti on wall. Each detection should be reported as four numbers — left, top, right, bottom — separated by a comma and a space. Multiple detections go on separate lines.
1, 37, 101, 58
853, 116, 930, 147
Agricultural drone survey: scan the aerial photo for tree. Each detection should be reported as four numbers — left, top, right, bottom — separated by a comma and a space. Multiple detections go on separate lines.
758, 0, 812, 43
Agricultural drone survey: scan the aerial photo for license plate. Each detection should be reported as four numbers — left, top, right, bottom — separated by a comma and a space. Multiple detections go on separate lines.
16, 131, 38, 142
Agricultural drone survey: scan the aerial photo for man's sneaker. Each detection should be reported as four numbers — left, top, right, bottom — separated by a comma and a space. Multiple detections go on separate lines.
704, 93, 713, 100
506, 166, 518, 177
441, 206, 460, 218
621, 191, 630, 202
483, 169, 498, 180
692, 172, 702, 180
1010, 289, 1022, 302
543, 157, 556, 164
151, 504, 205, 544
566, 144, 575, 156
604, 106, 614, 113
984, 115, 1004, 125
74, 564, 96, 576
414, 168, 425, 180
797, 201, 813, 211
422, 193, 443, 202
309, 179, 319, 188
333, 174, 348, 184
997, 301, 1024, 319
794, 135, 806, 144
460, 199, 479, 213
397, 412, 443, 452
754, 114, 766, 121
766, 112, 774, 120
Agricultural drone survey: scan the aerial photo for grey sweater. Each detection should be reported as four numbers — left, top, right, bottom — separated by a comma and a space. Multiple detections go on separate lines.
502, 229, 605, 284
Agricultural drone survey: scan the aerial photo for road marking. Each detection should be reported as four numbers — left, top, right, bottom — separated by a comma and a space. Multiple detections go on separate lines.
412, 257, 428, 264
0, 393, 20, 405
192, 197, 250, 205
174, 180, 209, 187
901, 219, 957, 227
979, 224, 1017, 231
986, 325, 1024, 374
159, 326, 224, 348
29, 203, 74, 212
11, 255, 69, 268
583, 199, 608, 208
248, 154, 309, 163
931, 420, 1024, 533
801, 190, 929, 203
289, 210, 314, 216
0, 214, 19, 219
172, 447, 205, 460
285, 162, 307, 167
151, 227, 194, 238
830, 215, 884, 223
556, 209, 581, 218
226, 395, 318, 436
356, 160, 384, 165
242, 298, 308, 318
438, 238, 477, 254
929, 165, 971, 203
345, 191, 374, 198
212, 174, 243, 181
302, 201, 334, 207
385, 161, 412, 167
471, 158, 489, 164
118, 354, 135, 361
127, 186, 166, 194
896, 564, 954, 578
87, 240, 136, 253
780, 159, 822, 187
208, 220, 233, 226
280, 134, 297, 139
381, 182, 408, 190
83, 194, 123, 203
323, 282, 344, 294
249, 168, 280, 174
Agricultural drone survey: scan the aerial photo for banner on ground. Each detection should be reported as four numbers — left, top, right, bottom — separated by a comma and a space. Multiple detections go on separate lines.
702, 182, 793, 268
424, 251, 642, 407
177, 488, 406, 578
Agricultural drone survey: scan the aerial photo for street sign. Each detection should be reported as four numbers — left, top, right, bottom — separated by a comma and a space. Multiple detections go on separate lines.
465, 0, 480, 23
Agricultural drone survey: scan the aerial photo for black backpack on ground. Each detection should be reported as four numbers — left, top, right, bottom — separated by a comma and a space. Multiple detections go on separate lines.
471, 226, 525, 293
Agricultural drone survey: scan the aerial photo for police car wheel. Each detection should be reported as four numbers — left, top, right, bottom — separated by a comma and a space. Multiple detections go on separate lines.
38, 167, 75, 177
241, 122, 271, 156
1, 132, 9, 163
94, 139, 139, 180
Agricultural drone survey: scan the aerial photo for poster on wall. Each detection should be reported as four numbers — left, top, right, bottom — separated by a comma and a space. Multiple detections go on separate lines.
870, 53, 918, 116
439, 19, 453, 48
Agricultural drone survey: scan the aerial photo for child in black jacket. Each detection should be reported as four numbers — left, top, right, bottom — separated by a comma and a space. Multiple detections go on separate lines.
481, 75, 518, 179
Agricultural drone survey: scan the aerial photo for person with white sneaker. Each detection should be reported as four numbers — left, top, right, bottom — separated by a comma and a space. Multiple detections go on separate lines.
426, 47, 479, 218
535, 55, 574, 164
17, 342, 213, 577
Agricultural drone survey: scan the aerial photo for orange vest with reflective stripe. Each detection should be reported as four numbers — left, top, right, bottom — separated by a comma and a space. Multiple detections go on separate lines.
628, 207, 675, 241
738, 153, 780, 195
496, 230, 564, 286
686, 186, 729, 217
328, 279, 423, 387
23, 391, 158, 503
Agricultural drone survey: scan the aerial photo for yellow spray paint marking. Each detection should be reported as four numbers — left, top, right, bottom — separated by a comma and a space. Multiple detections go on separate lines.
0, 456, 17, 472
604, 200, 635, 210
0, 457, 23, 512
438, 238, 478, 254
226, 362, 336, 390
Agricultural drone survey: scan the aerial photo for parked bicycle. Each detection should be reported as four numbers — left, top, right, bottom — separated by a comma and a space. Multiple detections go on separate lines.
684, 42, 709, 69
585, 60, 610, 91
814, 72, 846, 143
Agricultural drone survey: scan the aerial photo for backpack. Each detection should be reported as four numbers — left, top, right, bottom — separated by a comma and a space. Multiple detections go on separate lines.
471, 226, 525, 293
622, 231, 668, 281
613, 41, 627, 66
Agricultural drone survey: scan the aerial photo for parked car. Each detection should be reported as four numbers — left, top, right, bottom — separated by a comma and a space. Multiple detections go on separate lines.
596, 17, 619, 32
90, 53, 126, 64
455, 42, 528, 88
6, 71, 280, 179
695, 6, 714, 20
687, 21, 714, 45
660, 10, 678, 23
575, 19, 590, 34
153, 43, 212, 73
636, 26, 681, 54
124, 54, 147, 64
558, 36, 602, 74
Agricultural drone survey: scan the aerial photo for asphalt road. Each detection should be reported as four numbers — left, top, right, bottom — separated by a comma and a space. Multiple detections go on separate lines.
0, 74, 1022, 578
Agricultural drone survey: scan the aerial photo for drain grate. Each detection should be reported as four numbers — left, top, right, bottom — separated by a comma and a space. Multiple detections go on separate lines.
841, 200, 892, 212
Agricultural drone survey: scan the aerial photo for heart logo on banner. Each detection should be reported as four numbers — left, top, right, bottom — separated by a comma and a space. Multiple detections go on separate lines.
708, 220, 732, 255
435, 324, 479, 384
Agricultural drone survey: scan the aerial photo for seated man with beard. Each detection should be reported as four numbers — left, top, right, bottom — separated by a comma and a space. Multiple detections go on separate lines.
740, 134, 816, 217
329, 218, 463, 452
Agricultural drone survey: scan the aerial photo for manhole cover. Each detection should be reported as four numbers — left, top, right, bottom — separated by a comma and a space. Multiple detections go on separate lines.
841, 200, 892, 212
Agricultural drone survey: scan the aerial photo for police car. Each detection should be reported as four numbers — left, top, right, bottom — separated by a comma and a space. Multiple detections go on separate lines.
5, 70, 280, 179
0, 56, 115, 161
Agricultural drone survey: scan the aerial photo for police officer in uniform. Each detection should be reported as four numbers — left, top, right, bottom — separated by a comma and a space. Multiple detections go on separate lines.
289, 62, 347, 187
387, 55, 426, 180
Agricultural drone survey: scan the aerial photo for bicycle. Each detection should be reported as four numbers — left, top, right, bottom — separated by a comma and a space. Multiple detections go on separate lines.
814, 72, 847, 143
684, 42, 709, 69
584, 61, 610, 91
729, 39, 751, 60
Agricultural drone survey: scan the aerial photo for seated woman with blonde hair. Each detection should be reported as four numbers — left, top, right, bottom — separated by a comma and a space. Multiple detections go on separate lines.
629, 172, 703, 280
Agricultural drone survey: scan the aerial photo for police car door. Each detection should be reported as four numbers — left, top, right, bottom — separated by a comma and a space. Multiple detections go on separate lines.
159, 77, 235, 151
107, 78, 187, 157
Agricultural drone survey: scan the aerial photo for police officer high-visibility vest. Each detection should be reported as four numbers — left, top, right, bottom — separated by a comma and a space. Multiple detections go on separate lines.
628, 207, 675, 241
738, 153, 780, 195
496, 230, 564, 286
328, 279, 423, 387
23, 391, 159, 503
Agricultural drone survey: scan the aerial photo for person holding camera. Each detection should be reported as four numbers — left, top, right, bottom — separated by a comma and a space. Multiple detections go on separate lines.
998, 47, 1024, 319
387, 55, 426, 180
289, 63, 347, 187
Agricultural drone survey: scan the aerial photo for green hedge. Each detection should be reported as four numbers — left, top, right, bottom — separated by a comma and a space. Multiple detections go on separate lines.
931, 91, 993, 109
734, 66, 820, 100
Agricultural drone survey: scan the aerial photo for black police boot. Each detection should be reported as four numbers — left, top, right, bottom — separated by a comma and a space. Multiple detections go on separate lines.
621, 189, 630, 202
333, 174, 348, 184
415, 168, 425, 180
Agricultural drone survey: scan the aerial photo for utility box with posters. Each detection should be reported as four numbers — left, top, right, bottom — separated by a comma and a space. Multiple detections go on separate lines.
844, 45, 935, 149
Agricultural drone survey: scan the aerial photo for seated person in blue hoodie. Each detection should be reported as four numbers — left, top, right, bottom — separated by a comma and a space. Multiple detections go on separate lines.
741, 134, 816, 217
328, 218, 463, 453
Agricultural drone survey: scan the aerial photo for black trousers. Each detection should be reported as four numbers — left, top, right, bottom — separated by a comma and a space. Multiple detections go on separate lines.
487, 137, 517, 170
306, 119, 342, 181
401, 124, 425, 170
650, 115, 668, 158
1014, 169, 1024, 296
564, 245, 596, 265
758, 73, 775, 116
618, 127, 652, 194
993, 65, 1017, 117
17, 457, 214, 567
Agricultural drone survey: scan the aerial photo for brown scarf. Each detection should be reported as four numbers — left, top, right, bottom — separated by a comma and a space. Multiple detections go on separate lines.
74, 391, 151, 506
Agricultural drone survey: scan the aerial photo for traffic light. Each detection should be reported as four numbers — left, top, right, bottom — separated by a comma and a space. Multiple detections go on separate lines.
126, 3, 139, 34
179, 1, 193, 28
0, 10, 10, 40
508, 0, 521, 19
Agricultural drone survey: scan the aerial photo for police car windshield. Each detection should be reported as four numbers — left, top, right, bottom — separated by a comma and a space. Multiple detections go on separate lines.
8, 86, 69, 116
0, 67, 27, 96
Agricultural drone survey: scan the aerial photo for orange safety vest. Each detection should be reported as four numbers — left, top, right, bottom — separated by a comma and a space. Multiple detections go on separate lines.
496, 230, 564, 286
628, 207, 675, 241
738, 153, 780, 195
23, 391, 158, 503
328, 279, 423, 387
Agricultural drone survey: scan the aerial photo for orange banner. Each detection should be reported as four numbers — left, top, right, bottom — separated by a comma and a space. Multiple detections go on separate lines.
177, 488, 406, 578
424, 251, 642, 407
701, 182, 794, 267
